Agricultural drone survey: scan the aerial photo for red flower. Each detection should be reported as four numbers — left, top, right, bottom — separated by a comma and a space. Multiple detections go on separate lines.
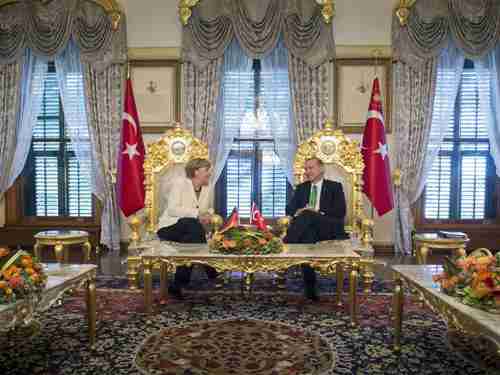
9, 276, 24, 289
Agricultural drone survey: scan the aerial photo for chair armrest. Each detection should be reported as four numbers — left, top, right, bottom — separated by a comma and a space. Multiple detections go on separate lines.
271, 216, 292, 239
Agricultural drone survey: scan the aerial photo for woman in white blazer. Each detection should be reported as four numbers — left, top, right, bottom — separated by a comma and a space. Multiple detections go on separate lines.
157, 158, 216, 298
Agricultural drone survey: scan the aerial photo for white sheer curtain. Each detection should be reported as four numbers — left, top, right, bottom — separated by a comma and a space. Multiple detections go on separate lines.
419, 45, 465, 197
211, 39, 253, 185
6, 50, 47, 189
54, 40, 93, 193
475, 46, 500, 177
261, 38, 296, 185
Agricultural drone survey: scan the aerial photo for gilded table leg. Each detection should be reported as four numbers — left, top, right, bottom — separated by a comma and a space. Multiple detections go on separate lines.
159, 262, 169, 301
275, 272, 287, 289
143, 258, 153, 314
127, 258, 140, 290
362, 264, 375, 294
83, 241, 92, 263
393, 275, 404, 352
54, 243, 64, 264
419, 245, 429, 265
86, 277, 97, 349
34, 242, 41, 261
244, 273, 254, 295
336, 263, 344, 306
349, 265, 358, 327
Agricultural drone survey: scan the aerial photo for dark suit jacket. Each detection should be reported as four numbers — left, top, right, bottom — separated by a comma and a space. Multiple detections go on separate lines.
286, 179, 347, 237
286, 180, 346, 219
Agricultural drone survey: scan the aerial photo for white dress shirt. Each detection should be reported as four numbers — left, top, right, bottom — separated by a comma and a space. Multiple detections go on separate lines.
158, 177, 213, 229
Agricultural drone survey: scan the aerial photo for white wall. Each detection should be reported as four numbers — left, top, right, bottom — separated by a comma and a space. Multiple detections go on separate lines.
2, 0, 398, 245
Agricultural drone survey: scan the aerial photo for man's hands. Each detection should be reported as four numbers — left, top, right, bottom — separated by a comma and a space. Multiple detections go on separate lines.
295, 207, 317, 217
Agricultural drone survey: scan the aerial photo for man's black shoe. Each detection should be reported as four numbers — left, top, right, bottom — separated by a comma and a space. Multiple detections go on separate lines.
168, 286, 184, 300
304, 286, 320, 302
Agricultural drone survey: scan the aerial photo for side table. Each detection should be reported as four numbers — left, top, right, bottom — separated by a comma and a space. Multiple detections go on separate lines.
413, 233, 469, 265
34, 230, 92, 264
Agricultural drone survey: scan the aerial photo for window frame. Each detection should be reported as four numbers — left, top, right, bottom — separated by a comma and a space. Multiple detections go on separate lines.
417, 60, 500, 230
3, 61, 99, 230
215, 59, 291, 220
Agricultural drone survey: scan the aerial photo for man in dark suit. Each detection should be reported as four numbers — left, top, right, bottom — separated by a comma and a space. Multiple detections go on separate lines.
284, 157, 348, 301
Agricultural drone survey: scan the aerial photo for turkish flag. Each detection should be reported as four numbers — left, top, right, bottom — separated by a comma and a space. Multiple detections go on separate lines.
250, 202, 268, 231
361, 78, 394, 216
117, 78, 145, 217
220, 207, 239, 233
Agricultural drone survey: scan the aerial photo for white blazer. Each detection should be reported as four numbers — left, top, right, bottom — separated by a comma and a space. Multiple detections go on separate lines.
158, 177, 213, 229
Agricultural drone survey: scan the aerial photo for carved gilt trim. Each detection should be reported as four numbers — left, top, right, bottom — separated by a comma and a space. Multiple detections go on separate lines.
179, 0, 200, 26
315, 0, 335, 24
395, 0, 416, 27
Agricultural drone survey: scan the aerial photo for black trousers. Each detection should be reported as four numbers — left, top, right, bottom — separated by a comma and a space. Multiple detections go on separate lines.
157, 218, 217, 291
284, 210, 348, 290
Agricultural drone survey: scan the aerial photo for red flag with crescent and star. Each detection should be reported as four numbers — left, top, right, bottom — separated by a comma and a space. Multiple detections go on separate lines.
250, 202, 268, 231
361, 78, 394, 216
117, 78, 145, 217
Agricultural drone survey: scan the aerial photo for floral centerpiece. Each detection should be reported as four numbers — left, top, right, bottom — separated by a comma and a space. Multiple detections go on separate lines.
209, 226, 284, 255
0, 247, 47, 305
432, 248, 500, 313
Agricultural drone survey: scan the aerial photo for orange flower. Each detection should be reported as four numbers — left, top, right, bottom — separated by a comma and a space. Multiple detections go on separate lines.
258, 238, 268, 246
0, 247, 9, 258
21, 256, 33, 268
2, 266, 20, 280
30, 273, 39, 283
264, 232, 274, 240
222, 240, 236, 249
0, 281, 7, 289
242, 239, 253, 247
25, 267, 35, 275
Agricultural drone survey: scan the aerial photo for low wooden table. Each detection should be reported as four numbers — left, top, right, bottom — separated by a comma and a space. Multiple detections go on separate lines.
140, 241, 377, 326
392, 265, 500, 357
0, 263, 97, 348
34, 230, 92, 264
413, 233, 469, 265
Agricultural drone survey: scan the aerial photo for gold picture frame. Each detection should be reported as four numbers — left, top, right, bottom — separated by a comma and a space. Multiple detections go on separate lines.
335, 58, 392, 133
128, 59, 181, 134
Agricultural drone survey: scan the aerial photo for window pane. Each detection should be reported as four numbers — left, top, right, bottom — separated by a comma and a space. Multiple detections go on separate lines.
260, 143, 287, 218
67, 157, 92, 217
34, 156, 59, 216
460, 155, 487, 219
28, 62, 92, 218
424, 61, 494, 221
425, 155, 451, 219
226, 142, 253, 218
459, 69, 489, 140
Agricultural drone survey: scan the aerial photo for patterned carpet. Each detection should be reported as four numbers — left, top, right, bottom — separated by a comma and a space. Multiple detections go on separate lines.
135, 318, 335, 374
0, 288, 495, 375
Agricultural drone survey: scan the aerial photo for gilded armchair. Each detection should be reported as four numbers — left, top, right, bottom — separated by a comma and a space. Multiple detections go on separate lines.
126, 125, 222, 288
277, 120, 374, 252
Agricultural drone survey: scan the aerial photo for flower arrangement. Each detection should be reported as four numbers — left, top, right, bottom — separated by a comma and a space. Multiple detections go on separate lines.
209, 226, 284, 255
432, 248, 500, 313
0, 247, 47, 305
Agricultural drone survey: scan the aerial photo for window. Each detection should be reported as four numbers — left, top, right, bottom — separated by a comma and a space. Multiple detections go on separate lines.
22, 62, 93, 218
424, 60, 496, 221
218, 60, 290, 219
